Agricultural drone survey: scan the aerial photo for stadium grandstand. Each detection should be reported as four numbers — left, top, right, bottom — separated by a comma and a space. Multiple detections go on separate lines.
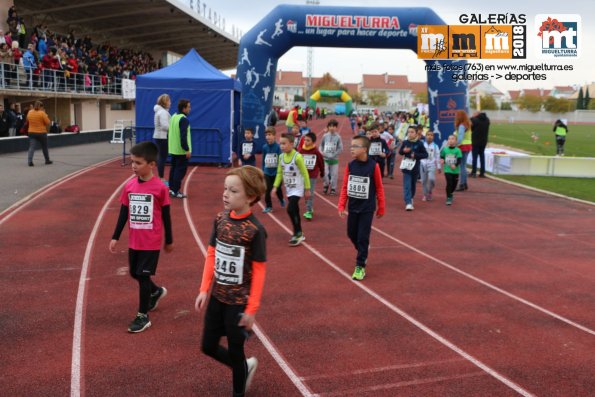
0, 0, 238, 135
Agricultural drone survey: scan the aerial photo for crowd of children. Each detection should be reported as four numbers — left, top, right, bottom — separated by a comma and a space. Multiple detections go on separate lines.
107, 108, 477, 396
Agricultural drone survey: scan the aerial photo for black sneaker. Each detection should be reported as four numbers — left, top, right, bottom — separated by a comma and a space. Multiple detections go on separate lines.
149, 286, 167, 311
330, 189, 337, 196
128, 313, 151, 333
323, 185, 329, 195
45, 160, 53, 165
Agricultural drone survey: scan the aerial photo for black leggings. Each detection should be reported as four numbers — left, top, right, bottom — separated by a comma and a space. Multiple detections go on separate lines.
131, 274, 158, 314
287, 196, 302, 235
264, 174, 284, 208
445, 173, 459, 198
202, 296, 248, 395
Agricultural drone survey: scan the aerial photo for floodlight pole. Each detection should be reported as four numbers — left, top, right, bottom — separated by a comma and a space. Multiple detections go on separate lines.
305, 0, 320, 99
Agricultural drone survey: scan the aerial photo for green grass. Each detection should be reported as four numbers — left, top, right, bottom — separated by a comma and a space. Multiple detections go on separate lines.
495, 175, 595, 203
490, 123, 594, 157
488, 122, 595, 202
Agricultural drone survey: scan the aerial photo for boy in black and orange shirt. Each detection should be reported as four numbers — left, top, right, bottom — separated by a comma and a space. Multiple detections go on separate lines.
338, 135, 385, 281
195, 166, 267, 396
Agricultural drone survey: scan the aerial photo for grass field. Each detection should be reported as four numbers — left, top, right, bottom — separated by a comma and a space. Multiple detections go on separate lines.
489, 122, 594, 157
496, 175, 595, 203
487, 122, 595, 203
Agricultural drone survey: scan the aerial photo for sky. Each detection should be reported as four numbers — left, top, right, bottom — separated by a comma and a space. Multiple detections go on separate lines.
182, 0, 594, 94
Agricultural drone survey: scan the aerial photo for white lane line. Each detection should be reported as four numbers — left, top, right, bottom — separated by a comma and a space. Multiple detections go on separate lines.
182, 168, 314, 397
300, 358, 466, 381
315, 192, 595, 337
260, 202, 535, 397
70, 176, 131, 397
317, 371, 487, 397
0, 157, 118, 226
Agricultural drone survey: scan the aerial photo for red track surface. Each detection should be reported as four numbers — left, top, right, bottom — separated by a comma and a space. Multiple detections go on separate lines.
1, 117, 594, 396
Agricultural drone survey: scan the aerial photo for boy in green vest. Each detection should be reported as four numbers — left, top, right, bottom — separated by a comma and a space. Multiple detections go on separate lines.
168, 99, 192, 198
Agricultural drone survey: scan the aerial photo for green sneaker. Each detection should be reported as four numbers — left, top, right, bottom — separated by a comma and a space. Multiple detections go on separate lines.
352, 266, 366, 281
446, 197, 453, 206
303, 210, 313, 220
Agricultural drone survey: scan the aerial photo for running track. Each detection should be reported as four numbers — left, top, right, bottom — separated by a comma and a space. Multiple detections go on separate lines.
1, 117, 594, 396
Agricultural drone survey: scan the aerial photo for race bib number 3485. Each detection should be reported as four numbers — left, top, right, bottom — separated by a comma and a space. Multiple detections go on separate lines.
215, 239, 245, 285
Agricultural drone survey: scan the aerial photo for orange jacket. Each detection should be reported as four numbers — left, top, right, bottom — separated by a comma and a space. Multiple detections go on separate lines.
26, 110, 51, 134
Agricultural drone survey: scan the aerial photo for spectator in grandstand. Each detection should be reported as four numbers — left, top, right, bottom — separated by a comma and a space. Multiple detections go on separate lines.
7, 102, 17, 137
37, 33, 47, 59
14, 103, 24, 135
0, 42, 12, 87
153, 94, 171, 181
26, 101, 52, 166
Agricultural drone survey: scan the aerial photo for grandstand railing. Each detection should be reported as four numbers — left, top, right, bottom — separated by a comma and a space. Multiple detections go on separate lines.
0, 61, 123, 96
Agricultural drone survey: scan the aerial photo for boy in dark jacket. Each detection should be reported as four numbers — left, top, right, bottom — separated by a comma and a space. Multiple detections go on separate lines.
399, 126, 428, 211
338, 135, 385, 281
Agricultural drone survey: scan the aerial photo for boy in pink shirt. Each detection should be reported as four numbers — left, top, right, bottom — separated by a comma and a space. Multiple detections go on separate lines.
109, 141, 173, 333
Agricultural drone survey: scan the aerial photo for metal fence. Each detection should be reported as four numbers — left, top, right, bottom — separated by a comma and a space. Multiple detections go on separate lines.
0, 61, 122, 95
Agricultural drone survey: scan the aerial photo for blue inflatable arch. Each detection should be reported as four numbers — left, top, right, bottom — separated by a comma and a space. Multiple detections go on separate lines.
237, 5, 468, 147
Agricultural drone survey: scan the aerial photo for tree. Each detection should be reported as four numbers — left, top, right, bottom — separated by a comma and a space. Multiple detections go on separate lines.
585, 87, 591, 109
500, 102, 512, 110
516, 94, 543, 112
312, 72, 342, 103
576, 87, 584, 110
367, 91, 388, 106
414, 92, 428, 104
350, 91, 363, 104
543, 97, 574, 113
480, 95, 498, 110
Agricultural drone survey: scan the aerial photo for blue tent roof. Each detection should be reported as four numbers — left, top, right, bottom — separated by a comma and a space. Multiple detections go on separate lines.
136, 48, 241, 91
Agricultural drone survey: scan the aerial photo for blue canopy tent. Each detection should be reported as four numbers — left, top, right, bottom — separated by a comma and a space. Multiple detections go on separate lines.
135, 49, 242, 164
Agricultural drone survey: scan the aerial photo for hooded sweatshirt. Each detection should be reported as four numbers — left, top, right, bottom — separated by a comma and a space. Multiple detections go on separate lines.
320, 132, 343, 164
153, 104, 171, 140
470, 112, 490, 147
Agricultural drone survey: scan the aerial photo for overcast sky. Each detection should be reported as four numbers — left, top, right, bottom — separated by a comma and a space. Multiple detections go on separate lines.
183, 0, 593, 93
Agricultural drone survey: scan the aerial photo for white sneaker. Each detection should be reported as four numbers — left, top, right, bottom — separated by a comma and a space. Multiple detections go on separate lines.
245, 357, 259, 393
405, 204, 414, 211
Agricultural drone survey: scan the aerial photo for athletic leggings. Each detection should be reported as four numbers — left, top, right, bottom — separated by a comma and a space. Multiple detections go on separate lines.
130, 274, 158, 314
287, 195, 302, 235
445, 173, 459, 198
202, 296, 248, 396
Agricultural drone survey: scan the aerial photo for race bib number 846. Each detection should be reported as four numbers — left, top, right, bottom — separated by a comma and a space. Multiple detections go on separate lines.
215, 239, 245, 285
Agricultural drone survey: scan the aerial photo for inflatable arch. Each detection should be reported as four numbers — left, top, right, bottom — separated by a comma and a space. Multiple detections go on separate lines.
237, 5, 468, 147
309, 90, 353, 116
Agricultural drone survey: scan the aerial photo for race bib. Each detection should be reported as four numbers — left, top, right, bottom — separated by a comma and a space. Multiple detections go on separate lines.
445, 154, 457, 165
400, 157, 417, 171
369, 142, 382, 156
129, 193, 153, 229
323, 141, 337, 154
242, 142, 253, 156
303, 154, 317, 170
215, 239, 245, 285
283, 170, 298, 188
347, 175, 370, 199
264, 153, 278, 168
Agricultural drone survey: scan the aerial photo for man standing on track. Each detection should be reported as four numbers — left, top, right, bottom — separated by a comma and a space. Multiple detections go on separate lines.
168, 99, 192, 198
